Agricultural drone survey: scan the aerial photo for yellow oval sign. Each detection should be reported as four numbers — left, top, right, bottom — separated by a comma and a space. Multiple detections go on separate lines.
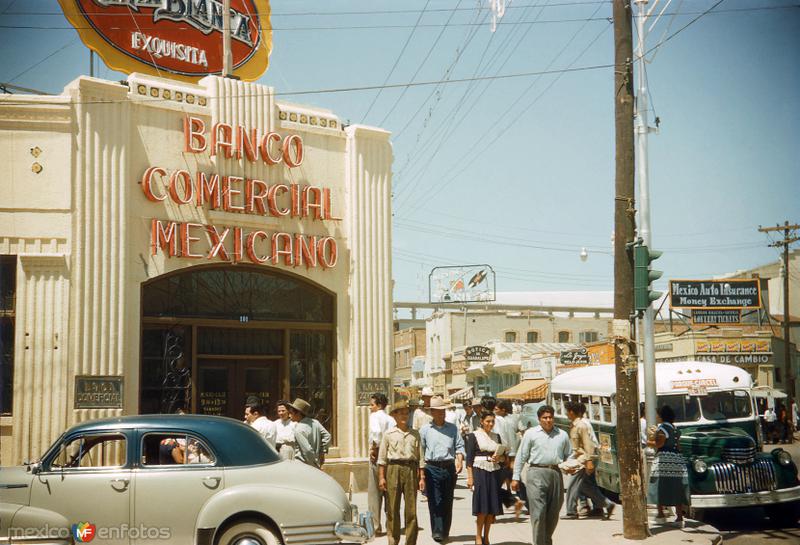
58, 0, 272, 82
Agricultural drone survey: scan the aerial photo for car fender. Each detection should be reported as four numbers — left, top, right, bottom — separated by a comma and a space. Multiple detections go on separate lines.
1, 504, 71, 541
196, 483, 345, 532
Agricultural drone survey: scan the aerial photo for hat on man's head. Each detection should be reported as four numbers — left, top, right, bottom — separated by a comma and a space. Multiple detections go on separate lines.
471, 397, 483, 407
421, 386, 435, 397
429, 396, 454, 410
288, 398, 312, 416
389, 400, 410, 414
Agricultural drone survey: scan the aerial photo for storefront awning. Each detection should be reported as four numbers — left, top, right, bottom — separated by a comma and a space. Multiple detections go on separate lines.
497, 379, 548, 401
449, 385, 473, 401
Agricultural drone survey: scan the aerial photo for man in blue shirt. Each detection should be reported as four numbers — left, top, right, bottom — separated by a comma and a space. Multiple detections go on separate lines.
420, 396, 465, 543
512, 405, 572, 545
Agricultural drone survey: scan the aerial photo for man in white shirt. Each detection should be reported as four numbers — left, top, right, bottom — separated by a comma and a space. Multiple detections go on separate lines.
273, 400, 297, 460
764, 406, 777, 443
244, 398, 277, 449
368, 392, 395, 535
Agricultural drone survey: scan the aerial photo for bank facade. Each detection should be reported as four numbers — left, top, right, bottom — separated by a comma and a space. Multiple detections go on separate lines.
0, 74, 393, 484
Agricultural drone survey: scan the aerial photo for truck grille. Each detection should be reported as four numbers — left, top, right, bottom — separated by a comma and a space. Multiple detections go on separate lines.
710, 459, 776, 494
723, 445, 756, 465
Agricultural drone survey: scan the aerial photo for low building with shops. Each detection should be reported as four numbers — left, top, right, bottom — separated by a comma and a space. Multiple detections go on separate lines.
0, 73, 393, 487
392, 325, 426, 388
420, 292, 613, 399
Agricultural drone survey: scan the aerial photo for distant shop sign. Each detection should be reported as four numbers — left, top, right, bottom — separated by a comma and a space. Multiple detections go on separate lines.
465, 346, 492, 363
692, 309, 741, 325
75, 376, 123, 409
669, 279, 760, 309
58, 0, 272, 82
560, 347, 589, 365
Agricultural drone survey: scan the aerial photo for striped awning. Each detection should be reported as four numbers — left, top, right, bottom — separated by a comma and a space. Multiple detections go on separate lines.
449, 385, 474, 401
497, 379, 548, 401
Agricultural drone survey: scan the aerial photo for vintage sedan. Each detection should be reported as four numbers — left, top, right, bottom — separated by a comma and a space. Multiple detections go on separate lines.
0, 415, 373, 545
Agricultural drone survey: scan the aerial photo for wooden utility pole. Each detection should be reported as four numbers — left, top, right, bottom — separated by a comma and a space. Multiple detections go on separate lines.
759, 222, 799, 399
613, 0, 648, 539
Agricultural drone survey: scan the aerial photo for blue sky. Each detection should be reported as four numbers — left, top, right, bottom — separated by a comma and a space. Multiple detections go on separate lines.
1, 1, 798, 304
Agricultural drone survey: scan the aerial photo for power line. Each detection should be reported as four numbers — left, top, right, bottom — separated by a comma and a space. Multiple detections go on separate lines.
360, 0, 432, 123
2, 5, 796, 31
0, 62, 616, 106
7, 38, 78, 83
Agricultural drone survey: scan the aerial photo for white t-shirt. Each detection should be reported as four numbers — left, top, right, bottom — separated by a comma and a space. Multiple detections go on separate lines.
251, 416, 277, 448
274, 418, 296, 444
369, 409, 395, 446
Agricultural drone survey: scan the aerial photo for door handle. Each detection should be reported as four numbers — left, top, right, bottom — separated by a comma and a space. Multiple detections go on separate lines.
202, 476, 221, 488
110, 478, 129, 490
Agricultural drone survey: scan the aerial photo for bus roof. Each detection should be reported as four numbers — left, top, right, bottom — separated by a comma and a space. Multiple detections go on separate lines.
549, 361, 753, 397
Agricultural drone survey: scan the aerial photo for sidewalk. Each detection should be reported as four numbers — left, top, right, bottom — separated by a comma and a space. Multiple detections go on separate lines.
349, 473, 721, 545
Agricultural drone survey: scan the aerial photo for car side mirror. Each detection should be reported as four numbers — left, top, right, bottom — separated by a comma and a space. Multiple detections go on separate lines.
25, 461, 42, 474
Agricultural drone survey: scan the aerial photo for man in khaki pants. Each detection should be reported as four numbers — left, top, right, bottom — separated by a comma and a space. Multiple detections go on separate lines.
379, 401, 426, 545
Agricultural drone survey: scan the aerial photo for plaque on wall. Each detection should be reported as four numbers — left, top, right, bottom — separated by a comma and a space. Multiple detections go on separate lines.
75, 376, 123, 409
356, 378, 391, 407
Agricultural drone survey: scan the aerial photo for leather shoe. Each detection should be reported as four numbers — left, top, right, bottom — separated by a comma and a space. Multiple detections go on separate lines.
433, 534, 444, 543
604, 503, 616, 520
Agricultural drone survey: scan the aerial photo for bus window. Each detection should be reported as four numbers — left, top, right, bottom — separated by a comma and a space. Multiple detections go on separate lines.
656, 394, 700, 422
701, 390, 751, 420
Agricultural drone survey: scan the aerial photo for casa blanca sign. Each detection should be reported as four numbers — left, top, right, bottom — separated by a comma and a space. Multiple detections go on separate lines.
58, 0, 272, 81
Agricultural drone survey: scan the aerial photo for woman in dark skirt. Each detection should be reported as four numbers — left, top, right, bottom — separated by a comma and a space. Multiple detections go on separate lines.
647, 405, 690, 526
466, 411, 506, 545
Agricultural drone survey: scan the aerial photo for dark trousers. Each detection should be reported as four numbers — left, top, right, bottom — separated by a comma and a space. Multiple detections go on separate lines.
424, 463, 456, 539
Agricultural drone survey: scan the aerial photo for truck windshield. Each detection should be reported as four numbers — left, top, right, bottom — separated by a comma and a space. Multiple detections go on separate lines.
656, 394, 700, 422
700, 390, 751, 420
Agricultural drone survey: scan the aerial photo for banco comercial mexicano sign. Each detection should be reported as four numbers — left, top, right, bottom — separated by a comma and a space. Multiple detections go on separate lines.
669, 279, 761, 310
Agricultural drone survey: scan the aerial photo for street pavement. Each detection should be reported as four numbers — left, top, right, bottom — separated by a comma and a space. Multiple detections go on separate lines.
350, 472, 722, 545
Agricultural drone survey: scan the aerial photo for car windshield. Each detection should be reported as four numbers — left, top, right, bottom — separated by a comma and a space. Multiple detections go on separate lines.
700, 390, 751, 420
656, 394, 700, 422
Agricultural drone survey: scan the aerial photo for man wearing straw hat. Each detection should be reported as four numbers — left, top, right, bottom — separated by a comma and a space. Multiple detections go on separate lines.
378, 400, 425, 545
420, 396, 465, 543
287, 397, 331, 468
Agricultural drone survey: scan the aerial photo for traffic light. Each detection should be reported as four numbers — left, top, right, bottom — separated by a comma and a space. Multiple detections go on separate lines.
634, 242, 663, 313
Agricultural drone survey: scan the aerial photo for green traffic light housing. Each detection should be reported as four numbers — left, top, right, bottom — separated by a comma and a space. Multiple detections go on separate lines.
634, 242, 663, 312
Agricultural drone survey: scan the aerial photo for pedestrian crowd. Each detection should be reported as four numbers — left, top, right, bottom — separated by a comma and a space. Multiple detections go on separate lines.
364, 390, 618, 545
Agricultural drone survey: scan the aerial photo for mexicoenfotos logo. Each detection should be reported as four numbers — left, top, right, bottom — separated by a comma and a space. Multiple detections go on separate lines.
72, 522, 97, 542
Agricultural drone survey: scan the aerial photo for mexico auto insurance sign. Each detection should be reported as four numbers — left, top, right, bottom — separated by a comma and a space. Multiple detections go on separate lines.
59, 0, 272, 81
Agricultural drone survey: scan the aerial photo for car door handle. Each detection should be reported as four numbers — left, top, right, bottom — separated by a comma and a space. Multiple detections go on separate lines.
202, 476, 221, 488
110, 478, 129, 490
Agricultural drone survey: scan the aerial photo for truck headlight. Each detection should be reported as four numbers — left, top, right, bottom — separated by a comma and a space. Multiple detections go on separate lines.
776, 450, 792, 467
692, 459, 708, 474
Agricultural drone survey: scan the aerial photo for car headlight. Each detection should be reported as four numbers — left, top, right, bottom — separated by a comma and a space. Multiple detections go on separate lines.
692, 459, 708, 474
776, 450, 793, 467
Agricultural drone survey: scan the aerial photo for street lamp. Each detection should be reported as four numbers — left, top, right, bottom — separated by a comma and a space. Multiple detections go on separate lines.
580, 247, 589, 262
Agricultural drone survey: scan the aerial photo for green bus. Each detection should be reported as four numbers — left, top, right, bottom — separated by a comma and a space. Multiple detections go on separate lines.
549, 361, 800, 523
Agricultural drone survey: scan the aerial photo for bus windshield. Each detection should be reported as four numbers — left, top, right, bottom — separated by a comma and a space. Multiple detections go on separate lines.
656, 394, 700, 422
700, 390, 751, 420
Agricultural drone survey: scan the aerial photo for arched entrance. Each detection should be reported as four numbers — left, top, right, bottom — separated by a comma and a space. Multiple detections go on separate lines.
139, 265, 335, 432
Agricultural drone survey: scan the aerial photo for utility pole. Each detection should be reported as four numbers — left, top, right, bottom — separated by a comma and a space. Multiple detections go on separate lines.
633, 0, 658, 432
613, 0, 648, 539
759, 222, 799, 399
222, 0, 233, 77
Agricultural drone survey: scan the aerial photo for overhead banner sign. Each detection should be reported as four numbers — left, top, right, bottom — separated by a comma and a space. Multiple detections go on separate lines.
691, 309, 741, 325
429, 264, 496, 304
59, 0, 272, 82
669, 279, 761, 309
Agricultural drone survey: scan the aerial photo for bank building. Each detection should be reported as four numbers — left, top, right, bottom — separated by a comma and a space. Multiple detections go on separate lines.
0, 73, 394, 486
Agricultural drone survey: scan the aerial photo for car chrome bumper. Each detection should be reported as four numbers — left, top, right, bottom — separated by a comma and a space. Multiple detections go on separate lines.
334, 511, 374, 543
691, 484, 800, 508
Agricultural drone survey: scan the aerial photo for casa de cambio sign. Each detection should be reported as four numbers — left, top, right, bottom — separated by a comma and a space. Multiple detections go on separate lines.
144, 117, 339, 269
59, 0, 272, 81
